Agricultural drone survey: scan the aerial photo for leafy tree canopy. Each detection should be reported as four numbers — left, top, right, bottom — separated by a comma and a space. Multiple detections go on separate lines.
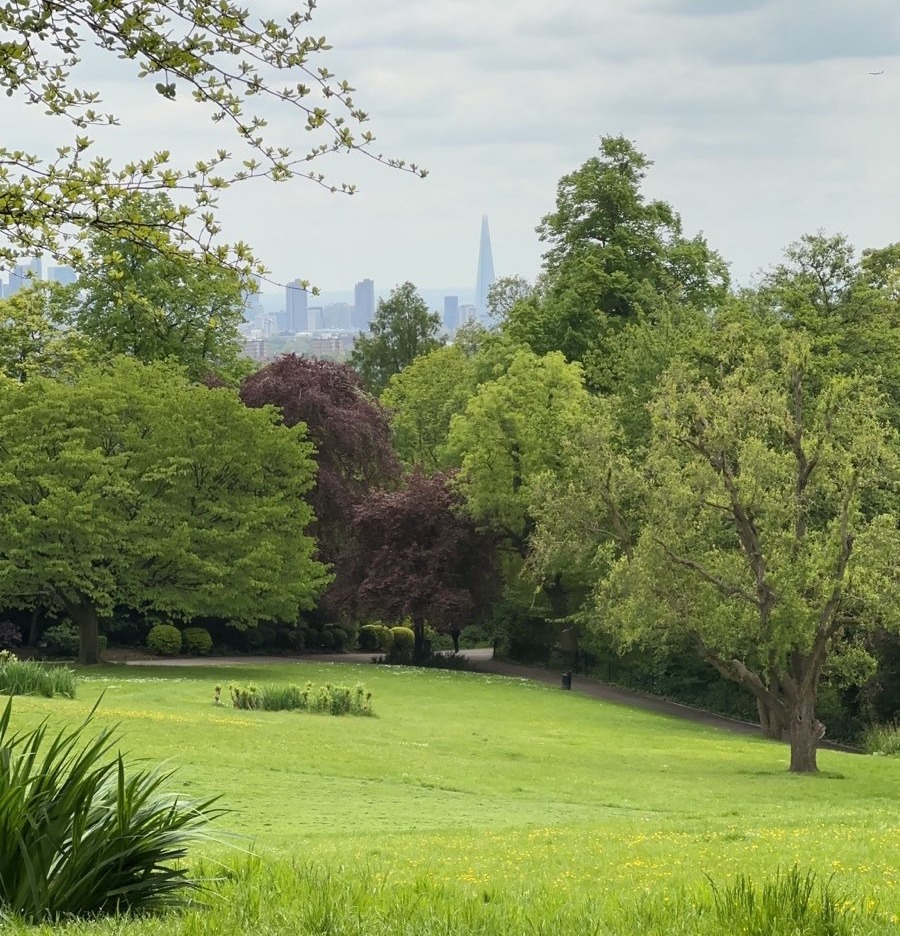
381, 345, 479, 472
69, 194, 249, 379
448, 349, 593, 556
0, 0, 425, 275
240, 354, 400, 563
0, 357, 329, 663
582, 319, 900, 771
505, 135, 728, 367
333, 472, 499, 660
350, 282, 443, 395
0, 282, 89, 382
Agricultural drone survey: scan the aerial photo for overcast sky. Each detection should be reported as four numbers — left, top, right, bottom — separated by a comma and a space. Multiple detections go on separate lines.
7, 0, 900, 296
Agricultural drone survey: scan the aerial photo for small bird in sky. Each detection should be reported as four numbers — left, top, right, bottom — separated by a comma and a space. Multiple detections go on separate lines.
869, 70, 885, 75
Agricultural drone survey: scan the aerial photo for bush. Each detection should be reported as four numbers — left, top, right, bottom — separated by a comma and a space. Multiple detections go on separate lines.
0, 622, 21, 652
357, 624, 380, 651
0, 697, 223, 921
228, 681, 373, 716
376, 624, 394, 652
327, 626, 349, 652
862, 720, 900, 755
0, 652, 76, 699
146, 624, 182, 656
318, 628, 335, 651
183, 627, 213, 656
389, 626, 415, 659
42, 621, 81, 658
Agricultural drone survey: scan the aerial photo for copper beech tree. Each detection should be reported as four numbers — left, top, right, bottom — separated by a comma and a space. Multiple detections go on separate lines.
333, 472, 499, 661
240, 354, 400, 564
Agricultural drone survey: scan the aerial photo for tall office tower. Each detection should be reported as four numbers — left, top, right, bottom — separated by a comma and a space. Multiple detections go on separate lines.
474, 215, 495, 322
443, 295, 460, 332
285, 279, 309, 333
7, 257, 42, 297
353, 278, 375, 330
47, 265, 77, 285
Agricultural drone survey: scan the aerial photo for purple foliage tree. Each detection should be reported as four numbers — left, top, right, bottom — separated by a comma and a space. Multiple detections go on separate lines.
333, 472, 499, 660
240, 354, 401, 564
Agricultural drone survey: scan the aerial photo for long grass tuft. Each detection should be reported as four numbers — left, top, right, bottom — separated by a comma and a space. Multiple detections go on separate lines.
862, 720, 900, 755
0, 652, 76, 699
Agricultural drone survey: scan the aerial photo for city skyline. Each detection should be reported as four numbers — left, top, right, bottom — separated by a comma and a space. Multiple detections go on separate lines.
4, 2, 898, 297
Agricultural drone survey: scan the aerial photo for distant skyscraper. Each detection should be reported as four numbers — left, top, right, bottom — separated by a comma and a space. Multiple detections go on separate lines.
7, 257, 42, 297
285, 279, 309, 333
353, 278, 375, 330
47, 265, 77, 286
475, 215, 495, 322
443, 296, 460, 332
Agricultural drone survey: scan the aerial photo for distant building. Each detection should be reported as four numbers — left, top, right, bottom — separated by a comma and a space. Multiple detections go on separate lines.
47, 265, 77, 286
285, 279, 309, 334
443, 295, 460, 332
7, 257, 42, 297
307, 306, 324, 333
310, 332, 355, 360
323, 302, 352, 331
353, 278, 375, 330
475, 216, 495, 322
459, 303, 477, 326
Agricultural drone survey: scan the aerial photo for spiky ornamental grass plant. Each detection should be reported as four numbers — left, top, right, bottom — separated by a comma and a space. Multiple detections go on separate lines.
0, 652, 76, 699
0, 698, 225, 922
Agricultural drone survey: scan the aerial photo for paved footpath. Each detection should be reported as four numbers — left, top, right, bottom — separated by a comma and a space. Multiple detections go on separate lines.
125, 648, 762, 736
123, 649, 858, 751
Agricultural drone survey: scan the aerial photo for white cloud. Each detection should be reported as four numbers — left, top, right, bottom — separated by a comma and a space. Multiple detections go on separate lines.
2, 0, 899, 295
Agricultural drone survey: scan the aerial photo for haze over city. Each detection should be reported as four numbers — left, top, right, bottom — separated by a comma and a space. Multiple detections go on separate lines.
4, 0, 900, 293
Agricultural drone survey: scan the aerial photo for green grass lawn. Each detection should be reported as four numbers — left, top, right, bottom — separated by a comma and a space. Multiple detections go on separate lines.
3, 660, 899, 934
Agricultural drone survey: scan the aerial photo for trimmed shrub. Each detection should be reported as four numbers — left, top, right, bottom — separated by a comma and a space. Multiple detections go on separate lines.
318, 628, 335, 651
0, 697, 223, 921
357, 624, 380, 651
0, 652, 77, 699
0, 622, 21, 652
183, 627, 213, 656
42, 622, 81, 658
390, 626, 415, 658
375, 624, 394, 652
146, 624, 182, 656
327, 626, 349, 652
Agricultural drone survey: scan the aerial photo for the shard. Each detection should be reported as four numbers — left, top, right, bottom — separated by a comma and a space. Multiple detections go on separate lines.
475, 215, 495, 322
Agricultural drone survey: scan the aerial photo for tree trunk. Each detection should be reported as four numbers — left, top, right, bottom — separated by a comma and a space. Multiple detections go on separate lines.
788, 691, 821, 773
412, 616, 426, 663
757, 697, 790, 741
71, 603, 101, 665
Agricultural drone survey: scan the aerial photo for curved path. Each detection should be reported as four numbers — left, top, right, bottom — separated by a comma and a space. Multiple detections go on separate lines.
125, 648, 764, 736
123, 648, 858, 751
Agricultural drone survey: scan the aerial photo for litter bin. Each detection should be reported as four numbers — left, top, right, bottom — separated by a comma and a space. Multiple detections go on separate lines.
561, 671, 573, 690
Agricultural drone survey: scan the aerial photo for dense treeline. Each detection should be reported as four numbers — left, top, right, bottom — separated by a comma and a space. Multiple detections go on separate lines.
2, 136, 900, 771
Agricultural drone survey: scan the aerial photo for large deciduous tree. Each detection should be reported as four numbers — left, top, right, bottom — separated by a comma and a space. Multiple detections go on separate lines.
240, 354, 400, 563
0, 358, 329, 663
504, 135, 728, 368
72, 195, 248, 379
0, 1, 424, 274
447, 348, 593, 619
333, 472, 499, 661
350, 282, 443, 395
381, 345, 479, 472
592, 324, 900, 772
0, 283, 89, 383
